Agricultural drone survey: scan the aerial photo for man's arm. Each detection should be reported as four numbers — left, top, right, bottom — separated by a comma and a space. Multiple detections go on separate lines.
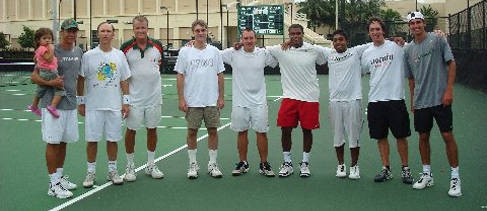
120, 80, 130, 118
77, 75, 86, 116
408, 78, 415, 113
31, 68, 64, 88
176, 73, 187, 112
443, 60, 456, 106
217, 73, 224, 109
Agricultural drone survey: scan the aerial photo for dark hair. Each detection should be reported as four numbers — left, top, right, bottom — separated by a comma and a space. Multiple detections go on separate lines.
34, 28, 54, 49
191, 19, 208, 32
242, 27, 256, 37
132, 15, 149, 26
332, 29, 348, 41
97, 21, 115, 32
367, 17, 387, 35
288, 24, 304, 34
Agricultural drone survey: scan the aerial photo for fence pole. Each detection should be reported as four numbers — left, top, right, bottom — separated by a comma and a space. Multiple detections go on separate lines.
467, 2, 472, 49
458, 13, 461, 48
483, 1, 486, 49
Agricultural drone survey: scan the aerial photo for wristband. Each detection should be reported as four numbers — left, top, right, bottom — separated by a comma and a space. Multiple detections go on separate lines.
123, 95, 131, 105
76, 96, 85, 105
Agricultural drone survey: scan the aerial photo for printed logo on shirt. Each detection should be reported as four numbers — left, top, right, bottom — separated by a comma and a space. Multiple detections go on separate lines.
61, 57, 80, 62
329, 52, 353, 63
370, 53, 393, 68
190, 58, 214, 69
96, 62, 117, 85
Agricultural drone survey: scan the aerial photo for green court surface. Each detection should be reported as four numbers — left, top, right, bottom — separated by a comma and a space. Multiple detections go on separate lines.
0, 74, 486, 210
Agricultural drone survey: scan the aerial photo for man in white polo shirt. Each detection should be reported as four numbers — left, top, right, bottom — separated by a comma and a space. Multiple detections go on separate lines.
221, 28, 277, 177
120, 15, 164, 182
77, 22, 131, 188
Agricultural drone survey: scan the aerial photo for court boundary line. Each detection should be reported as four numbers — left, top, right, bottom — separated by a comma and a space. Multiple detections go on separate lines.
48, 122, 232, 211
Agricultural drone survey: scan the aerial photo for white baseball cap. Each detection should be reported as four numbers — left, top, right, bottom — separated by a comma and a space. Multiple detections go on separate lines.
407, 11, 425, 22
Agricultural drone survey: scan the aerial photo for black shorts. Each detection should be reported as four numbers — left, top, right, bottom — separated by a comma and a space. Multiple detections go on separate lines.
367, 100, 411, 139
414, 105, 453, 133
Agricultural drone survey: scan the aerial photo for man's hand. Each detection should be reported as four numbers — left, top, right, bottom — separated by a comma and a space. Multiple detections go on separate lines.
49, 75, 64, 89
217, 97, 224, 109
233, 42, 243, 50
186, 40, 195, 47
179, 98, 188, 112
281, 40, 292, 50
442, 90, 453, 106
122, 104, 130, 119
433, 29, 446, 38
78, 104, 85, 116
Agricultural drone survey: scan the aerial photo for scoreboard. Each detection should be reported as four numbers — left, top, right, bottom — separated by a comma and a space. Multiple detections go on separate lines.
237, 5, 284, 35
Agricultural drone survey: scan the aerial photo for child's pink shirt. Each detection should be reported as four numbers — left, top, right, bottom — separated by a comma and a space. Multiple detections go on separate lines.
35, 45, 58, 70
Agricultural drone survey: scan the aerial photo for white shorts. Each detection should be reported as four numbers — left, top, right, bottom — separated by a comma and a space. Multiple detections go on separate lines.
41, 109, 79, 144
230, 105, 269, 133
85, 110, 122, 142
126, 104, 162, 130
328, 100, 363, 148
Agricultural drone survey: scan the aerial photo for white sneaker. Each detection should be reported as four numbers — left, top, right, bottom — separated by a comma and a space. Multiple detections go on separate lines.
124, 163, 136, 182
278, 162, 294, 177
349, 165, 360, 179
299, 162, 311, 177
48, 182, 73, 199
413, 172, 434, 189
187, 162, 200, 179
145, 164, 164, 179
83, 172, 96, 188
59, 175, 77, 190
208, 162, 223, 178
448, 178, 462, 197
107, 171, 124, 185
336, 164, 347, 178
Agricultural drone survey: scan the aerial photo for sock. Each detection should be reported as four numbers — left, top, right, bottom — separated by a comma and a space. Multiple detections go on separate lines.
402, 165, 409, 170
147, 150, 155, 165
87, 161, 96, 173
209, 149, 218, 164
451, 166, 460, 180
302, 152, 310, 163
56, 168, 64, 177
384, 166, 390, 170
49, 173, 60, 185
126, 153, 135, 165
108, 160, 117, 173
188, 149, 197, 164
423, 165, 431, 175
283, 152, 292, 163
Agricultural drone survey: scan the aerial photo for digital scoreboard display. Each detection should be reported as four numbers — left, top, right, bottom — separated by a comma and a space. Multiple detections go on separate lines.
238, 5, 284, 35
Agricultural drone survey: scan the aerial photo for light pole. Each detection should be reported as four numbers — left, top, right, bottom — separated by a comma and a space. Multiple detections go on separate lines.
196, 0, 199, 20
160, 6, 169, 47
220, 0, 223, 48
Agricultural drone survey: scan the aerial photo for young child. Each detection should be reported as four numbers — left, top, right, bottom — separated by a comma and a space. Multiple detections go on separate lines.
28, 28, 64, 118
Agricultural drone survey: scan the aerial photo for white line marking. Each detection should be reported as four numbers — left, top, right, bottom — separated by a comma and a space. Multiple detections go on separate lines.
273, 96, 283, 102
48, 122, 232, 211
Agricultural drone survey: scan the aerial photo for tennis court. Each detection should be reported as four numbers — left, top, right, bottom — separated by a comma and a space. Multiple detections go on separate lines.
0, 73, 485, 210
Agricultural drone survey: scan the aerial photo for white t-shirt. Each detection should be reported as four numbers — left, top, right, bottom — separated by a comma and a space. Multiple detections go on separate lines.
123, 42, 163, 107
80, 46, 131, 110
318, 44, 370, 102
221, 47, 277, 107
174, 45, 225, 107
267, 42, 325, 102
361, 40, 406, 102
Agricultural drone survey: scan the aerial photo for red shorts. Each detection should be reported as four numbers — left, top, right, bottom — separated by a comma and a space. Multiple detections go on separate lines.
277, 98, 320, 129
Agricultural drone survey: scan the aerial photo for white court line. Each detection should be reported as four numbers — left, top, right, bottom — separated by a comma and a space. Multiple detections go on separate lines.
273, 96, 283, 102
48, 122, 232, 211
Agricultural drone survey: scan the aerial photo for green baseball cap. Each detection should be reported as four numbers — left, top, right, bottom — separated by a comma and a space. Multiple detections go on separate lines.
61, 18, 79, 30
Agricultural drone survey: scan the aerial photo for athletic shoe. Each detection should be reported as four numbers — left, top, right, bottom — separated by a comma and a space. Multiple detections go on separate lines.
413, 172, 434, 189
107, 171, 124, 185
349, 165, 360, 179
187, 162, 199, 179
259, 162, 275, 177
374, 167, 392, 182
124, 163, 136, 182
448, 178, 462, 197
336, 164, 347, 178
401, 167, 414, 184
278, 162, 293, 177
47, 105, 60, 118
232, 161, 249, 176
208, 162, 223, 178
59, 175, 77, 190
145, 164, 164, 179
48, 182, 73, 199
299, 162, 311, 177
83, 172, 96, 188
28, 105, 41, 116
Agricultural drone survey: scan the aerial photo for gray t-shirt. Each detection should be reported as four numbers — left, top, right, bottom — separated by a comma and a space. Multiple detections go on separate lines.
405, 33, 454, 109
40, 44, 83, 110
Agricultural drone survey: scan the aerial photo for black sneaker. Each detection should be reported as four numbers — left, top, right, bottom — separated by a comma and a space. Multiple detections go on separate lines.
231, 161, 249, 176
259, 162, 276, 177
374, 167, 392, 182
401, 167, 414, 184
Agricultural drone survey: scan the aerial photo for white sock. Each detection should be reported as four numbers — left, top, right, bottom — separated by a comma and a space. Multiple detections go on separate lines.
87, 161, 96, 173
49, 173, 60, 185
451, 166, 460, 180
108, 160, 117, 173
56, 168, 64, 177
209, 149, 218, 164
422, 165, 431, 176
147, 150, 155, 165
283, 152, 292, 163
188, 149, 197, 164
126, 153, 135, 165
302, 152, 310, 163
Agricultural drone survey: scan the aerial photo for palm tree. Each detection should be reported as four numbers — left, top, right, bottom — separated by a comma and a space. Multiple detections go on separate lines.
420, 5, 439, 31
380, 8, 402, 37
298, 0, 334, 31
